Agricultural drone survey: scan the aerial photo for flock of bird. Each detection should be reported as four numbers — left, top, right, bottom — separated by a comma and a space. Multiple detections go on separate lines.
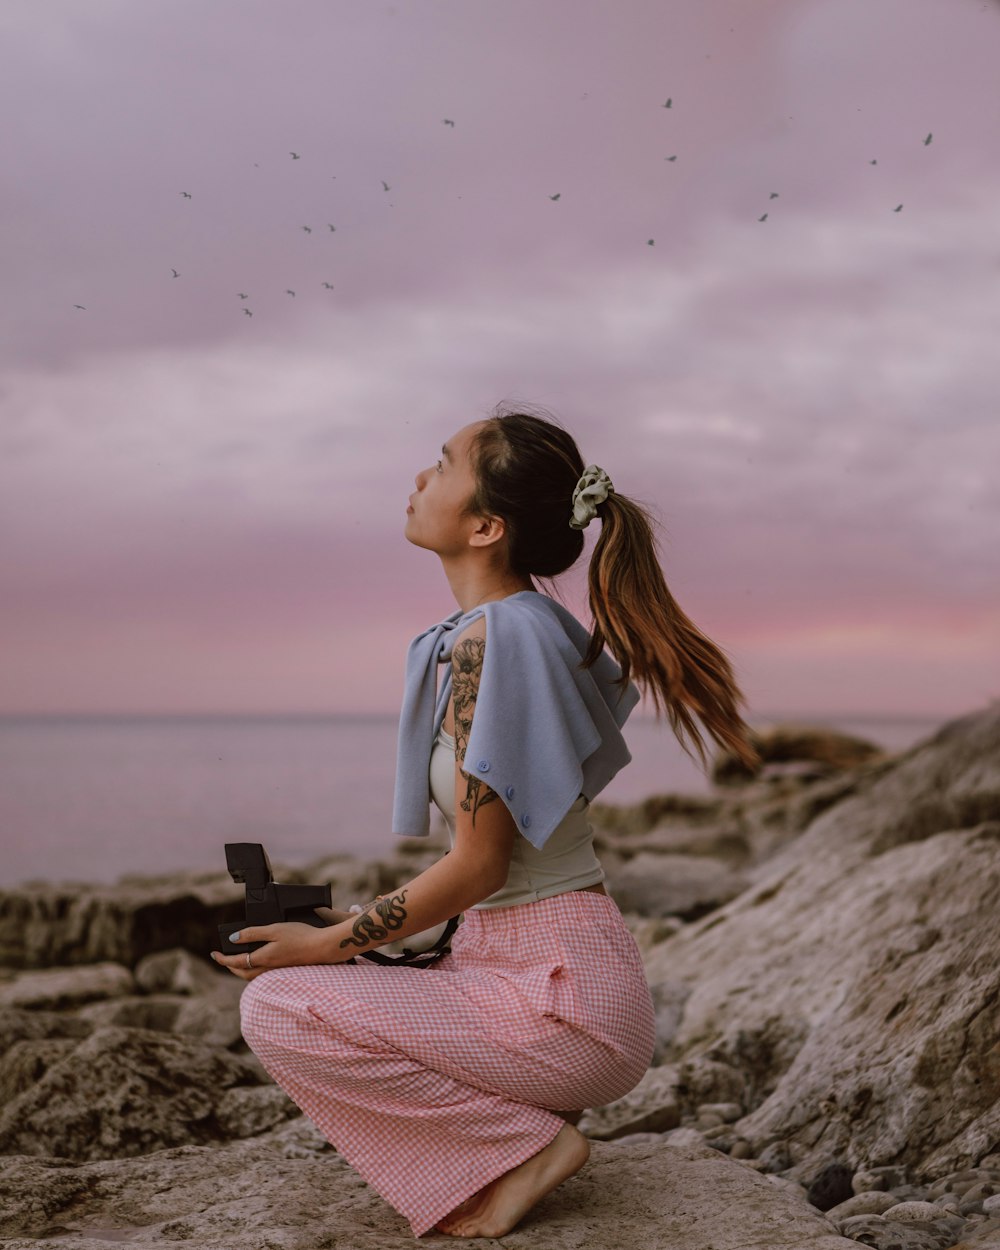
69, 108, 936, 316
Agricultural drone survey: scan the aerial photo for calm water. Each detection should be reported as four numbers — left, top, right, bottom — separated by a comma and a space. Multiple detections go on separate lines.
1, 712, 945, 888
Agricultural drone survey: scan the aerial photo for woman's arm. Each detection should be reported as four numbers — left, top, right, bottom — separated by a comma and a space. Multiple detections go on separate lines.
213, 615, 517, 978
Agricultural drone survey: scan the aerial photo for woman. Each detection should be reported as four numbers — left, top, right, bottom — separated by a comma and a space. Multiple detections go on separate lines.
211, 405, 758, 1238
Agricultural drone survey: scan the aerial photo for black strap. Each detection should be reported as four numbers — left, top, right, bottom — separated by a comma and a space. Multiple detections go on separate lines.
351, 914, 461, 968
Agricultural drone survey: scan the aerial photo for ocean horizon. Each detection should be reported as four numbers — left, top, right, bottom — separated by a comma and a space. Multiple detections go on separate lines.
2, 710, 951, 890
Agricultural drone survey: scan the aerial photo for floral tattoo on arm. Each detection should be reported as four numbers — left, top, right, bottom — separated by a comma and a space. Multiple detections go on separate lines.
451, 635, 500, 827
339, 889, 409, 949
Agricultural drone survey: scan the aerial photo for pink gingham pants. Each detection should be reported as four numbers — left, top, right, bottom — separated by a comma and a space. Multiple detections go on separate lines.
239, 889, 655, 1237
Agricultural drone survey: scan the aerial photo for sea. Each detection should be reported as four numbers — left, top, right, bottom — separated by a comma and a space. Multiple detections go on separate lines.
1, 712, 946, 889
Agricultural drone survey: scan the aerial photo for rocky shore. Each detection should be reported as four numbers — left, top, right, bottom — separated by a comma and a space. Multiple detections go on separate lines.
1, 705, 998, 1248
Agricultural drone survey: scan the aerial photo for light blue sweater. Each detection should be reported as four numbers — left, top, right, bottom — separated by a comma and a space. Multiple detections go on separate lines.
391, 590, 641, 849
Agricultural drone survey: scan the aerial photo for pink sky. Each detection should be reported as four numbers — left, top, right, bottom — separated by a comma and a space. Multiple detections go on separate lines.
1, 0, 997, 720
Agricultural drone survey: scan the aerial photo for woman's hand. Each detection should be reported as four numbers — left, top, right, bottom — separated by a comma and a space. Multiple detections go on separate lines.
210, 921, 337, 982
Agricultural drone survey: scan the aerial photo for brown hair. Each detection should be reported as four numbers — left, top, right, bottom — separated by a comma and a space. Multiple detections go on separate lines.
462, 402, 760, 772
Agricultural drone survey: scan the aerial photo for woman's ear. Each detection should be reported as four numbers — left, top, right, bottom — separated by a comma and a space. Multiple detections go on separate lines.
468, 513, 506, 549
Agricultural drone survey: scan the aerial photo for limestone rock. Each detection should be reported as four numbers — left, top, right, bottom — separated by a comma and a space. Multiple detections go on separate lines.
606, 851, 749, 919
0, 876, 239, 970
594, 765, 875, 876
836, 1210, 967, 1248
0, 1006, 92, 1053
649, 978, 692, 1061
826, 1190, 903, 1219
0, 962, 134, 1009
641, 702, 1000, 1186
76, 987, 244, 1050
134, 946, 224, 995
712, 722, 887, 785
0, 1024, 282, 1160
0, 1129, 862, 1249
0, 858, 382, 971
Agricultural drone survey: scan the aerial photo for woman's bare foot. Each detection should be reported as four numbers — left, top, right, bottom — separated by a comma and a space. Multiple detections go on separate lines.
434, 1123, 590, 1238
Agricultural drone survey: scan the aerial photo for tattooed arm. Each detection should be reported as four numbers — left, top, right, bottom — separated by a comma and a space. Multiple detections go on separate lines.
213, 616, 516, 975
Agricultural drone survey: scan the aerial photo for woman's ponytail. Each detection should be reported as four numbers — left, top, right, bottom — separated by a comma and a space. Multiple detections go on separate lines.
582, 488, 760, 772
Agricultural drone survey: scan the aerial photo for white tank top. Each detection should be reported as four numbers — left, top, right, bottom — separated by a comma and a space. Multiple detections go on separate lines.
429, 723, 605, 908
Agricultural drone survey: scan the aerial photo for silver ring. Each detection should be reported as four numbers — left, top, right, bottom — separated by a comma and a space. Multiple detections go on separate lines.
245, 951, 253, 969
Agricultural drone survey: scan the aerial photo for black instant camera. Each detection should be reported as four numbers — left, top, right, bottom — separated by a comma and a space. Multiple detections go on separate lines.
216, 842, 331, 955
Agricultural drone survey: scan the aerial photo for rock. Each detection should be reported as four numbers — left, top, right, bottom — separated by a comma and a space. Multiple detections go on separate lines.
758, 1140, 793, 1172
0, 1131, 863, 1249
836, 1211, 967, 1249
590, 793, 728, 838
578, 1064, 682, 1140
0, 1007, 92, 1053
650, 979, 693, 1062
663, 1126, 712, 1150
0, 857, 384, 970
712, 723, 887, 785
855, 1166, 904, 1192
621, 914, 685, 954
927, 1166, 1000, 1199
601, 821, 753, 868
0, 1024, 286, 1160
641, 703, 1000, 1186
213, 1085, 301, 1138
75, 993, 188, 1032
697, 1101, 743, 1122
886, 1200, 954, 1221
806, 1162, 856, 1210
955, 1223, 1000, 1250
594, 770, 870, 875
0, 1038, 79, 1104
606, 851, 750, 920
76, 986, 244, 1050
764, 1173, 810, 1202
0, 876, 238, 970
675, 1053, 747, 1114
134, 947, 223, 995
0, 962, 134, 1009
827, 1191, 903, 1219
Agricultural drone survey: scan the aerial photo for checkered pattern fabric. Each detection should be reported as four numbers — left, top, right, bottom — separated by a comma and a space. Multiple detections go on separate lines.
239, 889, 655, 1237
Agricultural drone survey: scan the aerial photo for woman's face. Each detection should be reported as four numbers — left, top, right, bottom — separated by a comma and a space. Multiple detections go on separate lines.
405, 420, 488, 555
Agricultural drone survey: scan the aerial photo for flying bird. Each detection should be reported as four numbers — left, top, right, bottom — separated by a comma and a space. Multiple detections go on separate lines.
663, 98, 672, 108
665, 155, 677, 161
893, 204, 903, 212
549, 193, 561, 201
924, 132, 933, 145
244, 308, 253, 317
443, 118, 455, 126
301, 226, 312, 233
180, 191, 192, 198
286, 289, 296, 297
171, 268, 180, 277
290, 152, 300, 159
237, 293, 248, 300
327, 224, 336, 232
73, 304, 86, 310
382, 181, 390, 191
769, 191, 779, 199
758, 213, 768, 222
647, 239, 654, 246
322, 282, 334, 289
870, 159, 878, 165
